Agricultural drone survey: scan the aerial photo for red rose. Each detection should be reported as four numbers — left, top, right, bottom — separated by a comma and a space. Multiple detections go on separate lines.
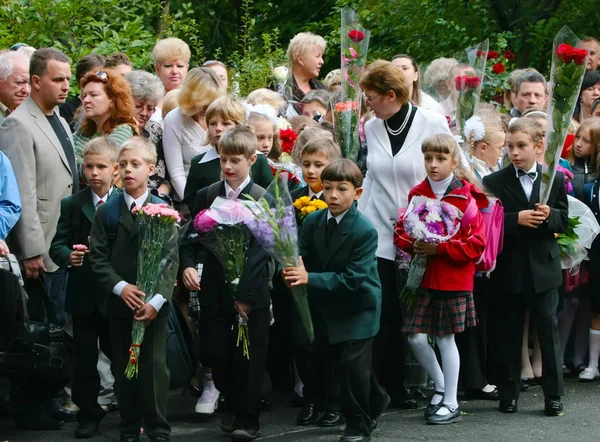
455, 75, 468, 90
492, 63, 505, 74
279, 128, 298, 153
504, 50, 515, 60
556, 43, 576, 63
476, 50, 484, 58
573, 48, 589, 65
466, 76, 481, 89
488, 51, 499, 59
348, 29, 365, 43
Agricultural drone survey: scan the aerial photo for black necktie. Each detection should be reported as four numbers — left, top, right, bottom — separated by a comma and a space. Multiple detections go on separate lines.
326, 217, 337, 244
310, 195, 318, 201
517, 169, 537, 181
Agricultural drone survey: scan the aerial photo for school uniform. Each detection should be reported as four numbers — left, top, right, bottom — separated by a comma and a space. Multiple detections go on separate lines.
299, 204, 388, 438
89, 191, 179, 439
49, 186, 119, 423
583, 181, 600, 314
483, 164, 568, 404
182, 147, 273, 211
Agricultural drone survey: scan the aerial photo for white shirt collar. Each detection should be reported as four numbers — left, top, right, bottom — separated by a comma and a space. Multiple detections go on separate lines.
123, 190, 149, 211
308, 187, 323, 199
428, 173, 454, 200
224, 176, 251, 200
199, 148, 264, 165
327, 208, 349, 224
92, 187, 113, 208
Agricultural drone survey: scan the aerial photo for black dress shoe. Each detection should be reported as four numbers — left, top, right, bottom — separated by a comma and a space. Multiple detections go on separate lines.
340, 434, 370, 442
426, 404, 462, 425
120, 433, 140, 442
498, 399, 518, 413
47, 399, 77, 422
296, 403, 320, 426
424, 392, 444, 419
220, 413, 236, 434
317, 410, 345, 427
544, 397, 563, 416
464, 388, 499, 401
260, 398, 272, 411
15, 416, 64, 431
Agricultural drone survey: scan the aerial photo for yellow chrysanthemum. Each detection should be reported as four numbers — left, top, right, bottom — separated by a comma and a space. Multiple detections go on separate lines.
305, 205, 316, 213
293, 199, 303, 209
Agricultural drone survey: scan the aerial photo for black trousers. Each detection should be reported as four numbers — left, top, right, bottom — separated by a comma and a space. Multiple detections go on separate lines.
490, 288, 563, 401
210, 308, 270, 431
266, 274, 294, 390
456, 277, 490, 390
333, 338, 388, 437
110, 312, 170, 438
72, 309, 112, 419
372, 258, 406, 398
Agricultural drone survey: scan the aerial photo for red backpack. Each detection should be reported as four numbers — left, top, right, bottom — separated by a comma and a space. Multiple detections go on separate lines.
461, 196, 504, 274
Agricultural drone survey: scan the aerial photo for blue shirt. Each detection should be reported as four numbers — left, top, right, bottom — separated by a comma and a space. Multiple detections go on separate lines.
0, 151, 21, 240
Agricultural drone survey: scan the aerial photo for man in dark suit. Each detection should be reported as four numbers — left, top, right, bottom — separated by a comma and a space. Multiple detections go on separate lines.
483, 118, 568, 416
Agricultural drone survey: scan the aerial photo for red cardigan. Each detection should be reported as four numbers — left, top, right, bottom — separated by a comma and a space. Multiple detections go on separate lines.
394, 178, 487, 292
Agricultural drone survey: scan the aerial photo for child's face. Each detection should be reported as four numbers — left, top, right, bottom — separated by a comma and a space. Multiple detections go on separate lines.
423, 150, 458, 182
301, 152, 330, 193
118, 149, 155, 196
573, 127, 592, 159
507, 131, 542, 171
220, 153, 257, 189
208, 116, 237, 146
475, 133, 505, 168
83, 153, 117, 194
323, 180, 362, 216
253, 120, 275, 155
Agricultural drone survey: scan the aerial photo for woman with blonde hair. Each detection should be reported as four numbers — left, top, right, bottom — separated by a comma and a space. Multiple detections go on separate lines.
163, 67, 226, 202
286, 32, 328, 104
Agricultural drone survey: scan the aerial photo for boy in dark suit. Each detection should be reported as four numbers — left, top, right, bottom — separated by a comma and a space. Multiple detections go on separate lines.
284, 159, 390, 442
180, 126, 271, 440
483, 118, 568, 416
89, 137, 178, 442
50, 137, 120, 438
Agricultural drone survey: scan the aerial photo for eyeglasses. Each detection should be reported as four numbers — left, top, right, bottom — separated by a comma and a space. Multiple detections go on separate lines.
364, 93, 379, 103
9, 43, 30, 51
96, 71, 108, 81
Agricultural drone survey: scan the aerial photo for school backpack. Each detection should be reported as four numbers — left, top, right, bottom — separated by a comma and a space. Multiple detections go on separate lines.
461, 196, 504, 274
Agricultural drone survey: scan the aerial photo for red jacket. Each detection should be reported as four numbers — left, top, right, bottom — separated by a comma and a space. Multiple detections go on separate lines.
394, 178, 487, 292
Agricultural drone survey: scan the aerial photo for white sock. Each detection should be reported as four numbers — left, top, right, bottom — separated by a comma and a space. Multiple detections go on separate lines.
407, 333, 444, 402
588, 329, 600, 372
435, 334, 460, 415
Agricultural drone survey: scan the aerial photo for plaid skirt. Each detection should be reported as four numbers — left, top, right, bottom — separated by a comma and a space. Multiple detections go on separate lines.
402, 290, 478, 336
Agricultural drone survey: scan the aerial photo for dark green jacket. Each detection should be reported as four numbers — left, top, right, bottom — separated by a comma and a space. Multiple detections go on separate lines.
299, 204, 382, 345
49, 187, 120, 316
89, 193, 179, 319
183, 149, 273, 211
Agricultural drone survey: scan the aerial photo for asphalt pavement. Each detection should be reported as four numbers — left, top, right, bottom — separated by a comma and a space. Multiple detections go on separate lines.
1, 379, 599, 441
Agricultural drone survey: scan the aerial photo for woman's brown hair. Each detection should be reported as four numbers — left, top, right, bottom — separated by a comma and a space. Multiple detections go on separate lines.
566, 117, 600, 173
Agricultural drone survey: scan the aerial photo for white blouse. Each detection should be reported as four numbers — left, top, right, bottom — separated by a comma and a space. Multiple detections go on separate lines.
163, 107, 210, 201
419, 91, 445, 116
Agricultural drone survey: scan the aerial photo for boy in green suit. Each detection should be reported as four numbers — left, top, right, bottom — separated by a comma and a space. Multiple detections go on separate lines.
284, 159, 389, 442
50, 137, 120, 438
89, 137, 179, 442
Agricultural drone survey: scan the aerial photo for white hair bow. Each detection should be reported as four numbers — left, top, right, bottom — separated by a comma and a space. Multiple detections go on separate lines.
243, 103, 278, 124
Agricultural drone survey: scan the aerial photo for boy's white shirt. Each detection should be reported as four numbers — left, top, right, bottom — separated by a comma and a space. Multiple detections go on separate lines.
92, 187, 113, 208
112, 190, 166, 312
225, 175, 251, 200
514, 163, 537, 200
308, 188, 323, 199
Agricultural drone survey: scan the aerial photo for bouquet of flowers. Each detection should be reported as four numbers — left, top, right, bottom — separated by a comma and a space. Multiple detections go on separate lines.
244, 173, 314, 343
395, 196, 462, 307
333, 8, 370, 161
557, 165, 574, 194
454, 40, 488, 141
480, 47, 516, 111
193, 197, 254, 359
540, 27, 589, 204
293, 196, 328, 228
126, 203, 181, 379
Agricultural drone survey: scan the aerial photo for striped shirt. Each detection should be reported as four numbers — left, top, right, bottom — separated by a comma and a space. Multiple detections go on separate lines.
73, 124, 135, 163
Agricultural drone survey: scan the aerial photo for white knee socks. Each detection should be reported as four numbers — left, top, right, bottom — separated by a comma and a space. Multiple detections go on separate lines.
407, 333, 444, 404
588, 329, 600, 372
436, 334, 460, 412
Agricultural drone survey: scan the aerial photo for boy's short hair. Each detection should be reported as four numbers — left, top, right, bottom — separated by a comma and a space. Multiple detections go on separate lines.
219, 126, 257, 159
300, 137, 341, 162
83, 137, 120, 163
507, 117, 544, 144
119, 136, 157, 165
292, 126, 334, 164
205, 95, 246, 126
321, 159, 363, 188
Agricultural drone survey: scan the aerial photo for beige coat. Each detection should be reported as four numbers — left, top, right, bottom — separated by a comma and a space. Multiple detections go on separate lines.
0, 96, 75, 271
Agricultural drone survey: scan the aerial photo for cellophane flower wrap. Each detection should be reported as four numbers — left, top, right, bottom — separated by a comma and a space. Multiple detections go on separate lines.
126, 203, 181, 379
193, 197, 254, 359
454, 39, 489, 143
398, 196, 462, 307
540, 26, 588, 204
243, 173, 314, 343
333, 8, 370, 161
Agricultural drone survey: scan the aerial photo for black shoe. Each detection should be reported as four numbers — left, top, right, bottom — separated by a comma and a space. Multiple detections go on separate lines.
370, 392, 391, 432
424, 392, 444, 419
544, 397, 563, 416
340, 434, 370, 442
231, 428, 259, 440
498, 399, 518, 413
120, 433, 140, 442
317, 410, 345, 427
464, 388, 499, 401
75, 420, 99, 439
296, 403, 320, 426
15, 416, 64, 431
220, 413, 236, 434
46, 398, 77, 422
260, 398, 272, 411
426, 404, 462, 425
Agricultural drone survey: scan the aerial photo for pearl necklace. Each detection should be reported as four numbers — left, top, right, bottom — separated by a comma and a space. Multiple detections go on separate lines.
385, 102, 412, 136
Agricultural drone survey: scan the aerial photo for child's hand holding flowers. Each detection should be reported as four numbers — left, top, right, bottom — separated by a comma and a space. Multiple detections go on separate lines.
413, 240, 438, 256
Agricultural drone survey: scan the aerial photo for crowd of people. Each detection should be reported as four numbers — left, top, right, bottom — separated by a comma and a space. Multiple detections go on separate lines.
1, 30, 600, 442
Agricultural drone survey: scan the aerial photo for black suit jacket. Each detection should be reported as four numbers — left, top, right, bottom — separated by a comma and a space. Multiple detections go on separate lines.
180, 180, 271, 310
483, 164, 568, 295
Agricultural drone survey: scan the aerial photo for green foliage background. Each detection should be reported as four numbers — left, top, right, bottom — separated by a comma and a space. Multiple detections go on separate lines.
1, 0, 598, 94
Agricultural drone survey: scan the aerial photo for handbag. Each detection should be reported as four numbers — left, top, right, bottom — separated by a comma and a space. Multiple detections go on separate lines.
0, 256, 73, 381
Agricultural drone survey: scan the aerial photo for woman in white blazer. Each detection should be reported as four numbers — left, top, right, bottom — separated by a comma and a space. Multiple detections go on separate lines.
358, 60, 452, 407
